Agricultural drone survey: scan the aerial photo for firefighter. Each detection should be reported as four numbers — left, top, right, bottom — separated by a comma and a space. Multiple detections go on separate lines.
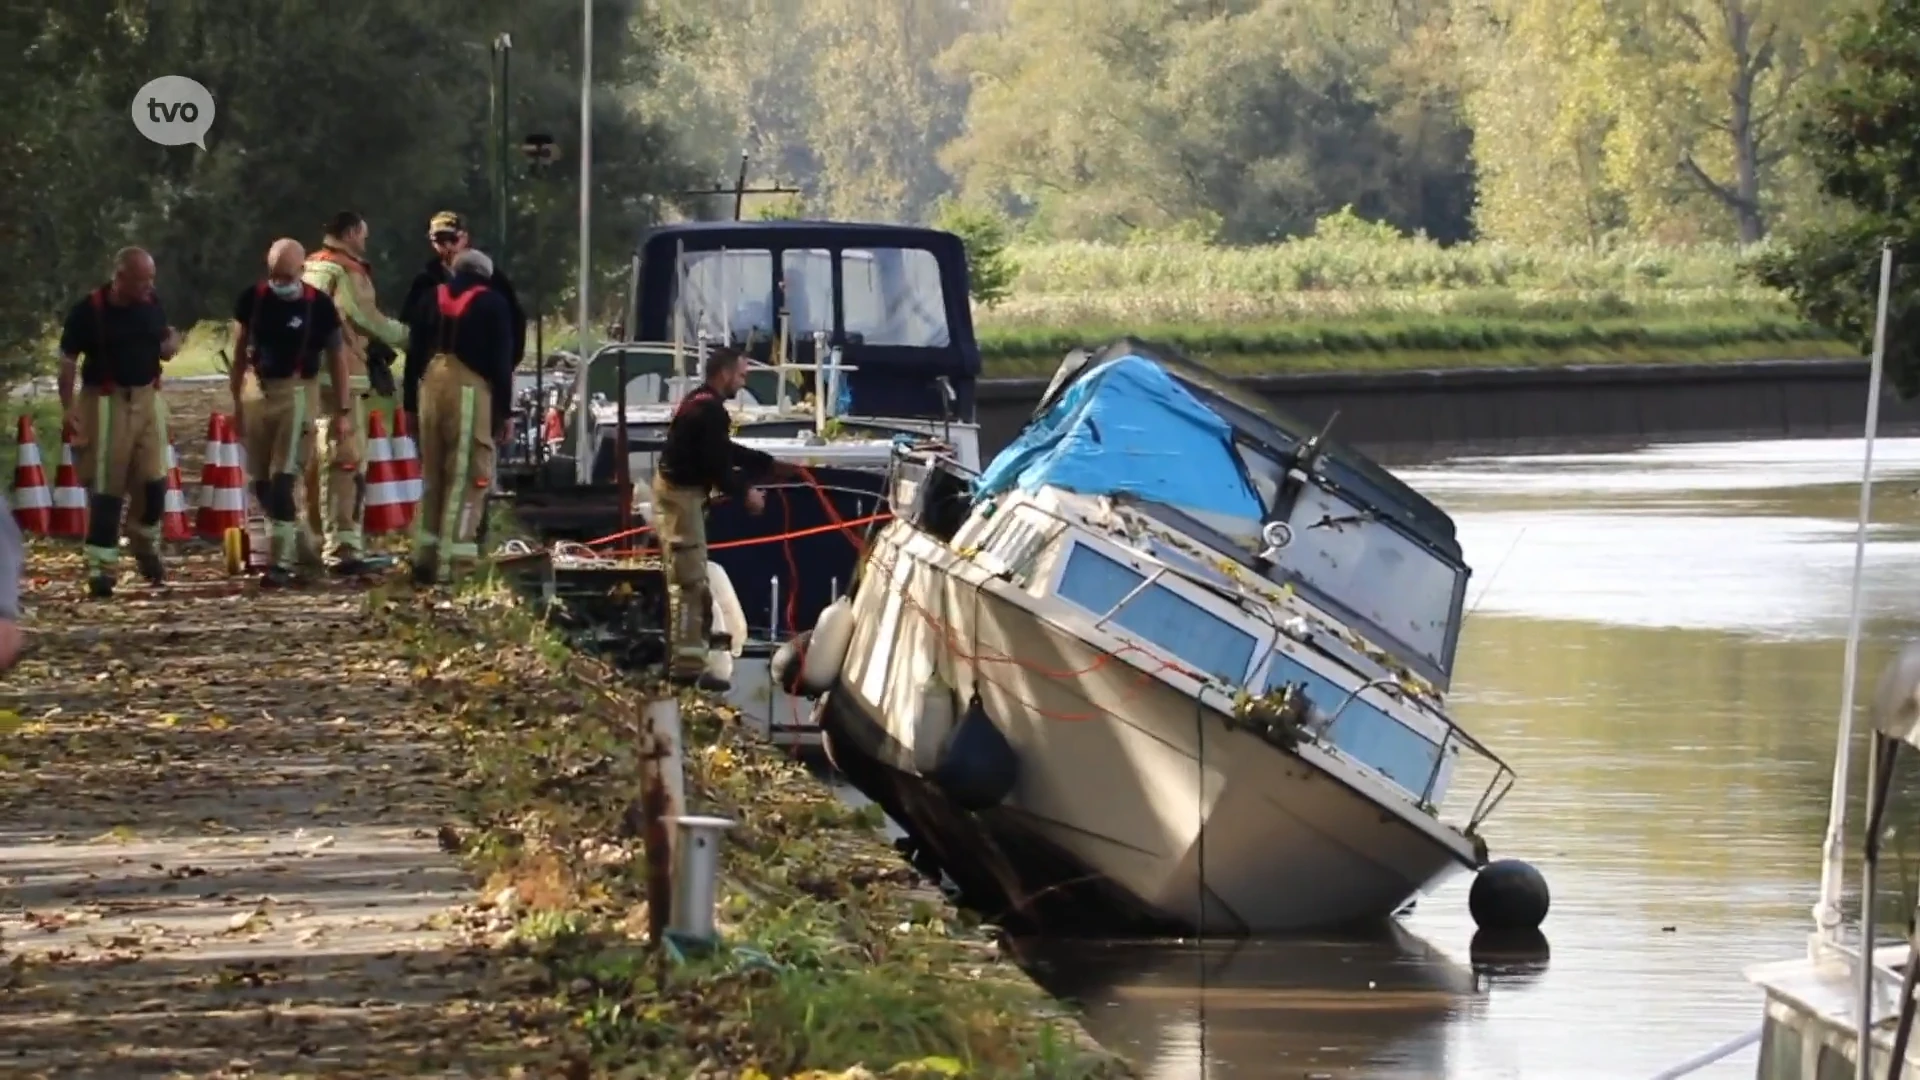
232, 239, 348, 588
302, 211, 409, 575
56, 247, 182, 598
407, 248, 514, 587
400, 212, 525, 433
654, 345, 800, 690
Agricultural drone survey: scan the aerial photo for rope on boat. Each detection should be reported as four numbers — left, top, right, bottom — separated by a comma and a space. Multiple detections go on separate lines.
1643, 1026, 1760, 1079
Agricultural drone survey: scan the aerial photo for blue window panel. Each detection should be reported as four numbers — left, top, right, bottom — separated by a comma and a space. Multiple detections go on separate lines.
1263, 652, 1440, 797
1057, 544, 1258, 683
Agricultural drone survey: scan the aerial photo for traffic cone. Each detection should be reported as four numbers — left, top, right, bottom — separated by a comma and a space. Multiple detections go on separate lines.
194, 413, 246, 539
161, 442, 191, 541
10, 415, 50, 535
48, 432, 86, 539
362, 410, 408, 536
388, 408, 422, 526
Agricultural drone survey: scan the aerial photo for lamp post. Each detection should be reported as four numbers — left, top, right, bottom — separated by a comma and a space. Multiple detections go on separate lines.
521, 133, 557, 466
574, 0, 593, 466
492, 34, 512, 269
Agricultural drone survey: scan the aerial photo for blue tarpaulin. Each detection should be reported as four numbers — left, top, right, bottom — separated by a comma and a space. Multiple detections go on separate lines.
973, 354, 1265, 523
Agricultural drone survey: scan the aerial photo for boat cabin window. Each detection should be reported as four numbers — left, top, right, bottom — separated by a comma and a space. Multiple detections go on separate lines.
781, 249, 834, 336
677, 249, 775, 343
1259, 653, 1442, 799
1236, 449, 1463, 675
1055, 543, 1258, 684
843, 247, 950, 348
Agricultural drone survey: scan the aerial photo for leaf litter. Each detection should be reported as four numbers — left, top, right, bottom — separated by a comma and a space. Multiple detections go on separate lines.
0, 515, 1133, 1078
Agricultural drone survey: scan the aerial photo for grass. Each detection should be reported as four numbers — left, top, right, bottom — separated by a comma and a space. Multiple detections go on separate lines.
1003, 237, 1753, 295
386, 583, 1130, 1079
968, 237, 1856, 372
976, 312, 1851, 375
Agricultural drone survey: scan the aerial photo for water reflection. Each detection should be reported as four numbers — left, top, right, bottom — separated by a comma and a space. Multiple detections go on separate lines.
1022, 923, 1480, 1079
1046, 437, 1920, 1079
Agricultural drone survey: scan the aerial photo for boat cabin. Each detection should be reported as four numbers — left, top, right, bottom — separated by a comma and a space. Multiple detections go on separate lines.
629, 221, 981, 424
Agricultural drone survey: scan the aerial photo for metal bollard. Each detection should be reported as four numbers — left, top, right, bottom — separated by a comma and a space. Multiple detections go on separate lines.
668, 815, 737, 948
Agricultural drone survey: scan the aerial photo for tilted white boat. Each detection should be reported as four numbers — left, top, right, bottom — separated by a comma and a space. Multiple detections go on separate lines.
802, 339, 1518, 934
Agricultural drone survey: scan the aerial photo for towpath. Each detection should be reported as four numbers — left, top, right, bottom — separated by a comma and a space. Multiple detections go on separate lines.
0, 549, 528, 1077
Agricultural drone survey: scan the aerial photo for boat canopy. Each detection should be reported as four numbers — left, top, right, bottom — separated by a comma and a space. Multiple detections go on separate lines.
974, 352, 1266, 530
629, 221, 980, 424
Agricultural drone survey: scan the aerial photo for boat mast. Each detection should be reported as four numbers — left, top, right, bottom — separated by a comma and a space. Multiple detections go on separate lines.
1814, 241, 1896, 955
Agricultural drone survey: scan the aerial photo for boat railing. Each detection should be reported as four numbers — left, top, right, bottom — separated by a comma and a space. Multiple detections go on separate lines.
977, 490, 1517, 839
1319, 676, 1516, 833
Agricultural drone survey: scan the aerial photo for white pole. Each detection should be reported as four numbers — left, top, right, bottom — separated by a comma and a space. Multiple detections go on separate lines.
572, 0, 594, 484
1814, 241, 1896, 952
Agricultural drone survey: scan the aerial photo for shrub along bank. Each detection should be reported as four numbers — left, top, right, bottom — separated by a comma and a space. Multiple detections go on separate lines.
387, 588, 1130, 1079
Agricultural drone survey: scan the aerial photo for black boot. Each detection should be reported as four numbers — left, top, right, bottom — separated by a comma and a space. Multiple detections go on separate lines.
411, 558, 439, 588
330, 554, 370, 577
133, 550, 165, 587
83, 493, 125, 600
260, 565, 302, 589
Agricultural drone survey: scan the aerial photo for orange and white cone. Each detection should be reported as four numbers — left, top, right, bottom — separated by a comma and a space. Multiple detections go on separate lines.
161, 442, 192, 541
10, 415, 50, 535
49, 432, 87, 539
194, 413, 246, 539
388, 408, 422, 527
362, 410, 408, 536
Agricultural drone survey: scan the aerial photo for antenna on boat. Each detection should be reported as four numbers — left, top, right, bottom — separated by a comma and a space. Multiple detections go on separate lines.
674, 151, 801, 221
1814, 241, 1896, 969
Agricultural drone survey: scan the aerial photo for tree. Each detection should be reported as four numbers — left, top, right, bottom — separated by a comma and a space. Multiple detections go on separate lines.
0, 0, 702, 371
1747, 0, 1920, 395
932, 198, 1017, 307
941, 0, 1475, 243
1455, 0, 1848, 245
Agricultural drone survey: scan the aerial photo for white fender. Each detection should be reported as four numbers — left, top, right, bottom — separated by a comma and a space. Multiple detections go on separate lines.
799, 597, 855, 697
706, 562, 748, 657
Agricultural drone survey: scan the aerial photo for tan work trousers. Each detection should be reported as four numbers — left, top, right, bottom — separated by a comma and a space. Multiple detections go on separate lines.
652, 472, 711, 678
412, 355, 494, 581
245, 378, 319, 570
303, 374, 370, 562
74, 384, 168, 574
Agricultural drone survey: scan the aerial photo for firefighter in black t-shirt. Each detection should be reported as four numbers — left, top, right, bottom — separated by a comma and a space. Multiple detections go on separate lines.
230, 239, 348, 588
57, 246, 183, 598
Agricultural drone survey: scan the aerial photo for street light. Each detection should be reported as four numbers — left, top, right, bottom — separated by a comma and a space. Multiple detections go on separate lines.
574, 0, 593, 466
521, 133, 558, 466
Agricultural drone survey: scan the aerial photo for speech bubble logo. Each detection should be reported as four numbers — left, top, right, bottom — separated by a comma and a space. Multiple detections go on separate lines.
131, 76, 215, 149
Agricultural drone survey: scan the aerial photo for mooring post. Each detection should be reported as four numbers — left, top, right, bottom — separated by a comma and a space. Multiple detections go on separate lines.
639, 694, 687, 947
668, 815, 737, 951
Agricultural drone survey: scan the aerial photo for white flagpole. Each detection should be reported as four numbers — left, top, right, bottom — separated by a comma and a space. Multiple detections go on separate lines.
1814, 241, 1896, 954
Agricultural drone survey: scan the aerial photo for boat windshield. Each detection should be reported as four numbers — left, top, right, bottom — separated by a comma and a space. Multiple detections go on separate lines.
1236, 445, 1466, 678
676, 246, 951, 350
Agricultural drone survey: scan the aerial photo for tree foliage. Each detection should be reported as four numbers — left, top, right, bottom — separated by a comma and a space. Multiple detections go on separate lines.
1, 0, 701, 373
932, 199, 1017, 308
1748, 0, 1920, 396
4, 0, 1892, 368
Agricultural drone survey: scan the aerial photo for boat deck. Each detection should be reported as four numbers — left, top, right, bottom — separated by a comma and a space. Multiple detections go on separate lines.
1748, 941, 1920, 1078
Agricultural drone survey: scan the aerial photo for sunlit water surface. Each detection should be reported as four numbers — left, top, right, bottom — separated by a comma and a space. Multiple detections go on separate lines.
1018, 437, 1920, 1079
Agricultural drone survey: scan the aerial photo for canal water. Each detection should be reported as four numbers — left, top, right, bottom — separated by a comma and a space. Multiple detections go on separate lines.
1017, 437, 1920, 1080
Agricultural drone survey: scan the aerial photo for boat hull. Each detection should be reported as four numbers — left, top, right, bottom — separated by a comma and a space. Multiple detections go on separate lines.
820, 527, 1476, 936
